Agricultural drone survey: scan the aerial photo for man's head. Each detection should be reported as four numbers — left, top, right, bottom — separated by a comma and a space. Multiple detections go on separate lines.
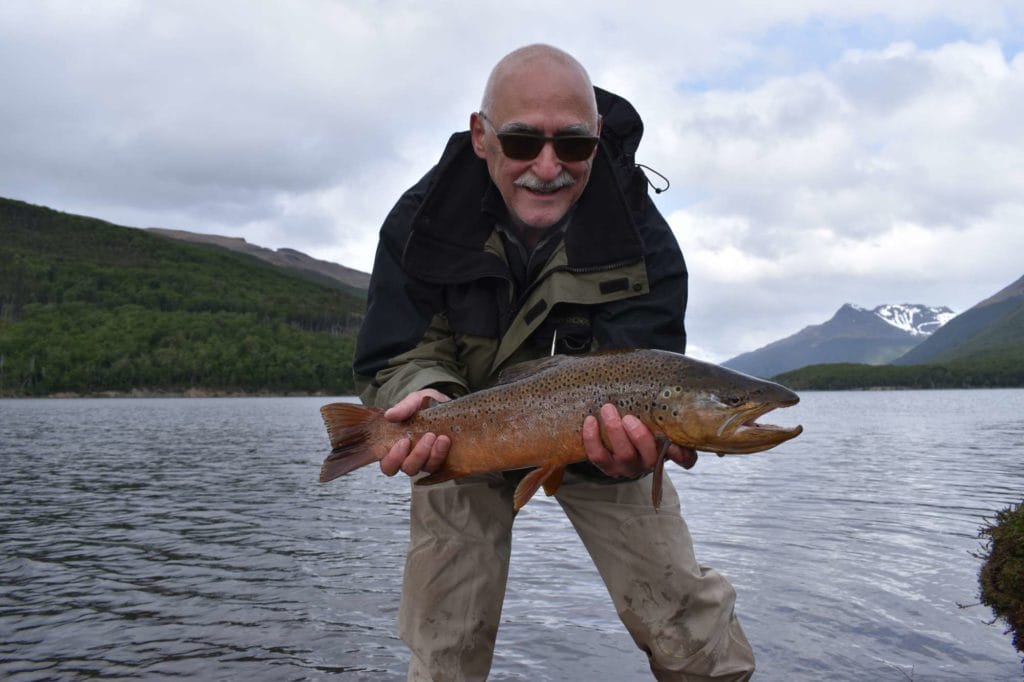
471, 44, 602, 243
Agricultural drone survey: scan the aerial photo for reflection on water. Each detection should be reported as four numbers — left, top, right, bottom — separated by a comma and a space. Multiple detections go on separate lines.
0, 391, 1021, 680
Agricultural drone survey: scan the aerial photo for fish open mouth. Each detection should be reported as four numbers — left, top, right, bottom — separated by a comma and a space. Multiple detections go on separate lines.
714, 402, 803, 453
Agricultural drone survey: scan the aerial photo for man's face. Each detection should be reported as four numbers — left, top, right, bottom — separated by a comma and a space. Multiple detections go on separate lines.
471, 63, 601, 237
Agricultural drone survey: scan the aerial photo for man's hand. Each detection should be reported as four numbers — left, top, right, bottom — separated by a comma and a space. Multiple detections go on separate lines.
582, 403, 698, 477
380, 388, 452, 477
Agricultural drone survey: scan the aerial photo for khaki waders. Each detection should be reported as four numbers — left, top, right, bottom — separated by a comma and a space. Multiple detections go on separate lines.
399, 470, 756, 681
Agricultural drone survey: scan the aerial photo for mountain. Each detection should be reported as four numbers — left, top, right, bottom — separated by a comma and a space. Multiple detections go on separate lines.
774, 276, 1024, 390
0, 197, 365, 396
894, 274, 1024, 365
148, 227, 370, 293
724, 303, 955, 378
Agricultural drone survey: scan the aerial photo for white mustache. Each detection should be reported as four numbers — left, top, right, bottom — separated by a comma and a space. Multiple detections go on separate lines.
514, 170, 576, 192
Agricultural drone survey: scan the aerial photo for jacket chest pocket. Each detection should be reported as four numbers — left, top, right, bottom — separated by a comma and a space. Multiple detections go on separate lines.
528, 305, 594, 355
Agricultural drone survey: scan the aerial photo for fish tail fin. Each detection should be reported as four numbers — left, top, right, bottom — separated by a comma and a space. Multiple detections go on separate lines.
319, 403, 385, 483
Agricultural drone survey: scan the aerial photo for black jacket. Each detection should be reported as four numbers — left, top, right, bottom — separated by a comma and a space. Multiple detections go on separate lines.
354, 87, 688, 408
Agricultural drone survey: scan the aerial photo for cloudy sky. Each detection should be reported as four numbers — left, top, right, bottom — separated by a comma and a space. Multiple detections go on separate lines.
2, 1, 1022, 361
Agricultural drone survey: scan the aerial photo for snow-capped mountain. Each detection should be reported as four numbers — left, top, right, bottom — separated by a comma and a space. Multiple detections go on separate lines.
723, 303, 955, 378
870, 304, 957, 336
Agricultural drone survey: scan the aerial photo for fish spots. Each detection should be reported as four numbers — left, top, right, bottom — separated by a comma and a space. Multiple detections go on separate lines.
655, 384, 686, 423
614, 396, 641, 411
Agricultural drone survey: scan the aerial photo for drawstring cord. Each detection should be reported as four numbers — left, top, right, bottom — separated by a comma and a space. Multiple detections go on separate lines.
637, 163, 670, 194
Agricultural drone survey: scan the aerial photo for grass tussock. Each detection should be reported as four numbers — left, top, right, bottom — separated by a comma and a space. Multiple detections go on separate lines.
978, 501, 1024, 663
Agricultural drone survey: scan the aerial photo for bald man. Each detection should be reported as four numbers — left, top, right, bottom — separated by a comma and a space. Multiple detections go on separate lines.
352, 44, 756, 681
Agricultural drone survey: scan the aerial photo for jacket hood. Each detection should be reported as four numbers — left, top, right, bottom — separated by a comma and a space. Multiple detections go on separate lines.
595, 86, 645, 162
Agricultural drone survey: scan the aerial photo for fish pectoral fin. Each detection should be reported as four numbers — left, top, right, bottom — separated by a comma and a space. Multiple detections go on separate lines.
651, 438, 671, 510
513, 464, 561, 511
417, 395, 441, 410
542, 466, 565, 497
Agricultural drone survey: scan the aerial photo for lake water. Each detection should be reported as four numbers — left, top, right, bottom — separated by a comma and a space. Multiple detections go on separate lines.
1, 391, 1021, 681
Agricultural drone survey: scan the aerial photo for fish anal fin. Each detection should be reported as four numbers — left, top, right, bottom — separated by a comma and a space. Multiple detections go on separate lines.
513, 464, 561, 511
542, 466, 565, 497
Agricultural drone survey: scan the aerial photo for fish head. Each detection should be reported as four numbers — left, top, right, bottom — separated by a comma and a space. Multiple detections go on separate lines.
650, 355, 803, 454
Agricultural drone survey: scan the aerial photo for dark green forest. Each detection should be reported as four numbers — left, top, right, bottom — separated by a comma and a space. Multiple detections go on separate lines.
4, 195, 1022, 396
774, 345, 1024, 390
0, 198, 364, 396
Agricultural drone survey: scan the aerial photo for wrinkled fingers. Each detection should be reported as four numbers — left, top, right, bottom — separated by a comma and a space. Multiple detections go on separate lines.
582, 414, 617, 475
424, 435, 451, 474
400, 432, 437, 476
384, 388, 449, 423
619, 413, 660, 470
380, 437, 412, 476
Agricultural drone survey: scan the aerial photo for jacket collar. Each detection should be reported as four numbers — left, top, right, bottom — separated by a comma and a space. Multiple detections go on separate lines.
402, 131, 644, 284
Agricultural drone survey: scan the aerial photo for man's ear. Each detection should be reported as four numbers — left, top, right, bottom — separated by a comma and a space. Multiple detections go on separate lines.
470, 112, 487, 159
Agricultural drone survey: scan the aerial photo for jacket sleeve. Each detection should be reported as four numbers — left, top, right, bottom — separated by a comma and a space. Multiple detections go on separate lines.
352, 172, 471, 408
592, 195, 688, 354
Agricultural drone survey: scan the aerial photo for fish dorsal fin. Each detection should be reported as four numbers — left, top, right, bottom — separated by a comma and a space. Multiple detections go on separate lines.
492, 349, 641, 387
492, 354, 576, 387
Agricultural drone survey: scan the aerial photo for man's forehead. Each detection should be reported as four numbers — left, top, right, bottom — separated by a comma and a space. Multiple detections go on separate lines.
497, 119, 594, 135
487, 86, 598, 132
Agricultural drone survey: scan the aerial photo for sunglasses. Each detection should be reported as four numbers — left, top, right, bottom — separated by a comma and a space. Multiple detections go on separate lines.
478, 112, 600, 162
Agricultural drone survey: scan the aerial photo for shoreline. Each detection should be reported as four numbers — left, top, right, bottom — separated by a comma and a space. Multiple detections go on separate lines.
0, 389, 345, 399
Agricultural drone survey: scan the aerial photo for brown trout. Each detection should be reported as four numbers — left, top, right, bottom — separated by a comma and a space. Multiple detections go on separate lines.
319, 349, 802, 510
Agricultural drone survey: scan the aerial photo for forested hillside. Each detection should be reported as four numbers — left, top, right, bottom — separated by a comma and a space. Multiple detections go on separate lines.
0, 198, 365, 396
774, 345, 1024, 390
895, 274, 1024, 366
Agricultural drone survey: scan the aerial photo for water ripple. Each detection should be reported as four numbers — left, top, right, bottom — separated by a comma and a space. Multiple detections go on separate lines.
1, 391, 1021, 680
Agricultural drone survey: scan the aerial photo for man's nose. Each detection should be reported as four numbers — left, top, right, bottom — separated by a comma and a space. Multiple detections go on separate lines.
530, 141, 563, 179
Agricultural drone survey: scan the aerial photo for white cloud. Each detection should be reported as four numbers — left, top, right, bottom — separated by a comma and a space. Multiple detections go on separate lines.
645, 34, 1024, 359
1, 1, 1023, 361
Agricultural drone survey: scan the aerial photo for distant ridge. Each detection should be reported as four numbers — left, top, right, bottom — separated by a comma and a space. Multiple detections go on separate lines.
148, 227, 370, 291
974, 273, 1024, 309
774, 274, 1024, 389
724, 303, 954, 378
894, 274, 1024, 365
